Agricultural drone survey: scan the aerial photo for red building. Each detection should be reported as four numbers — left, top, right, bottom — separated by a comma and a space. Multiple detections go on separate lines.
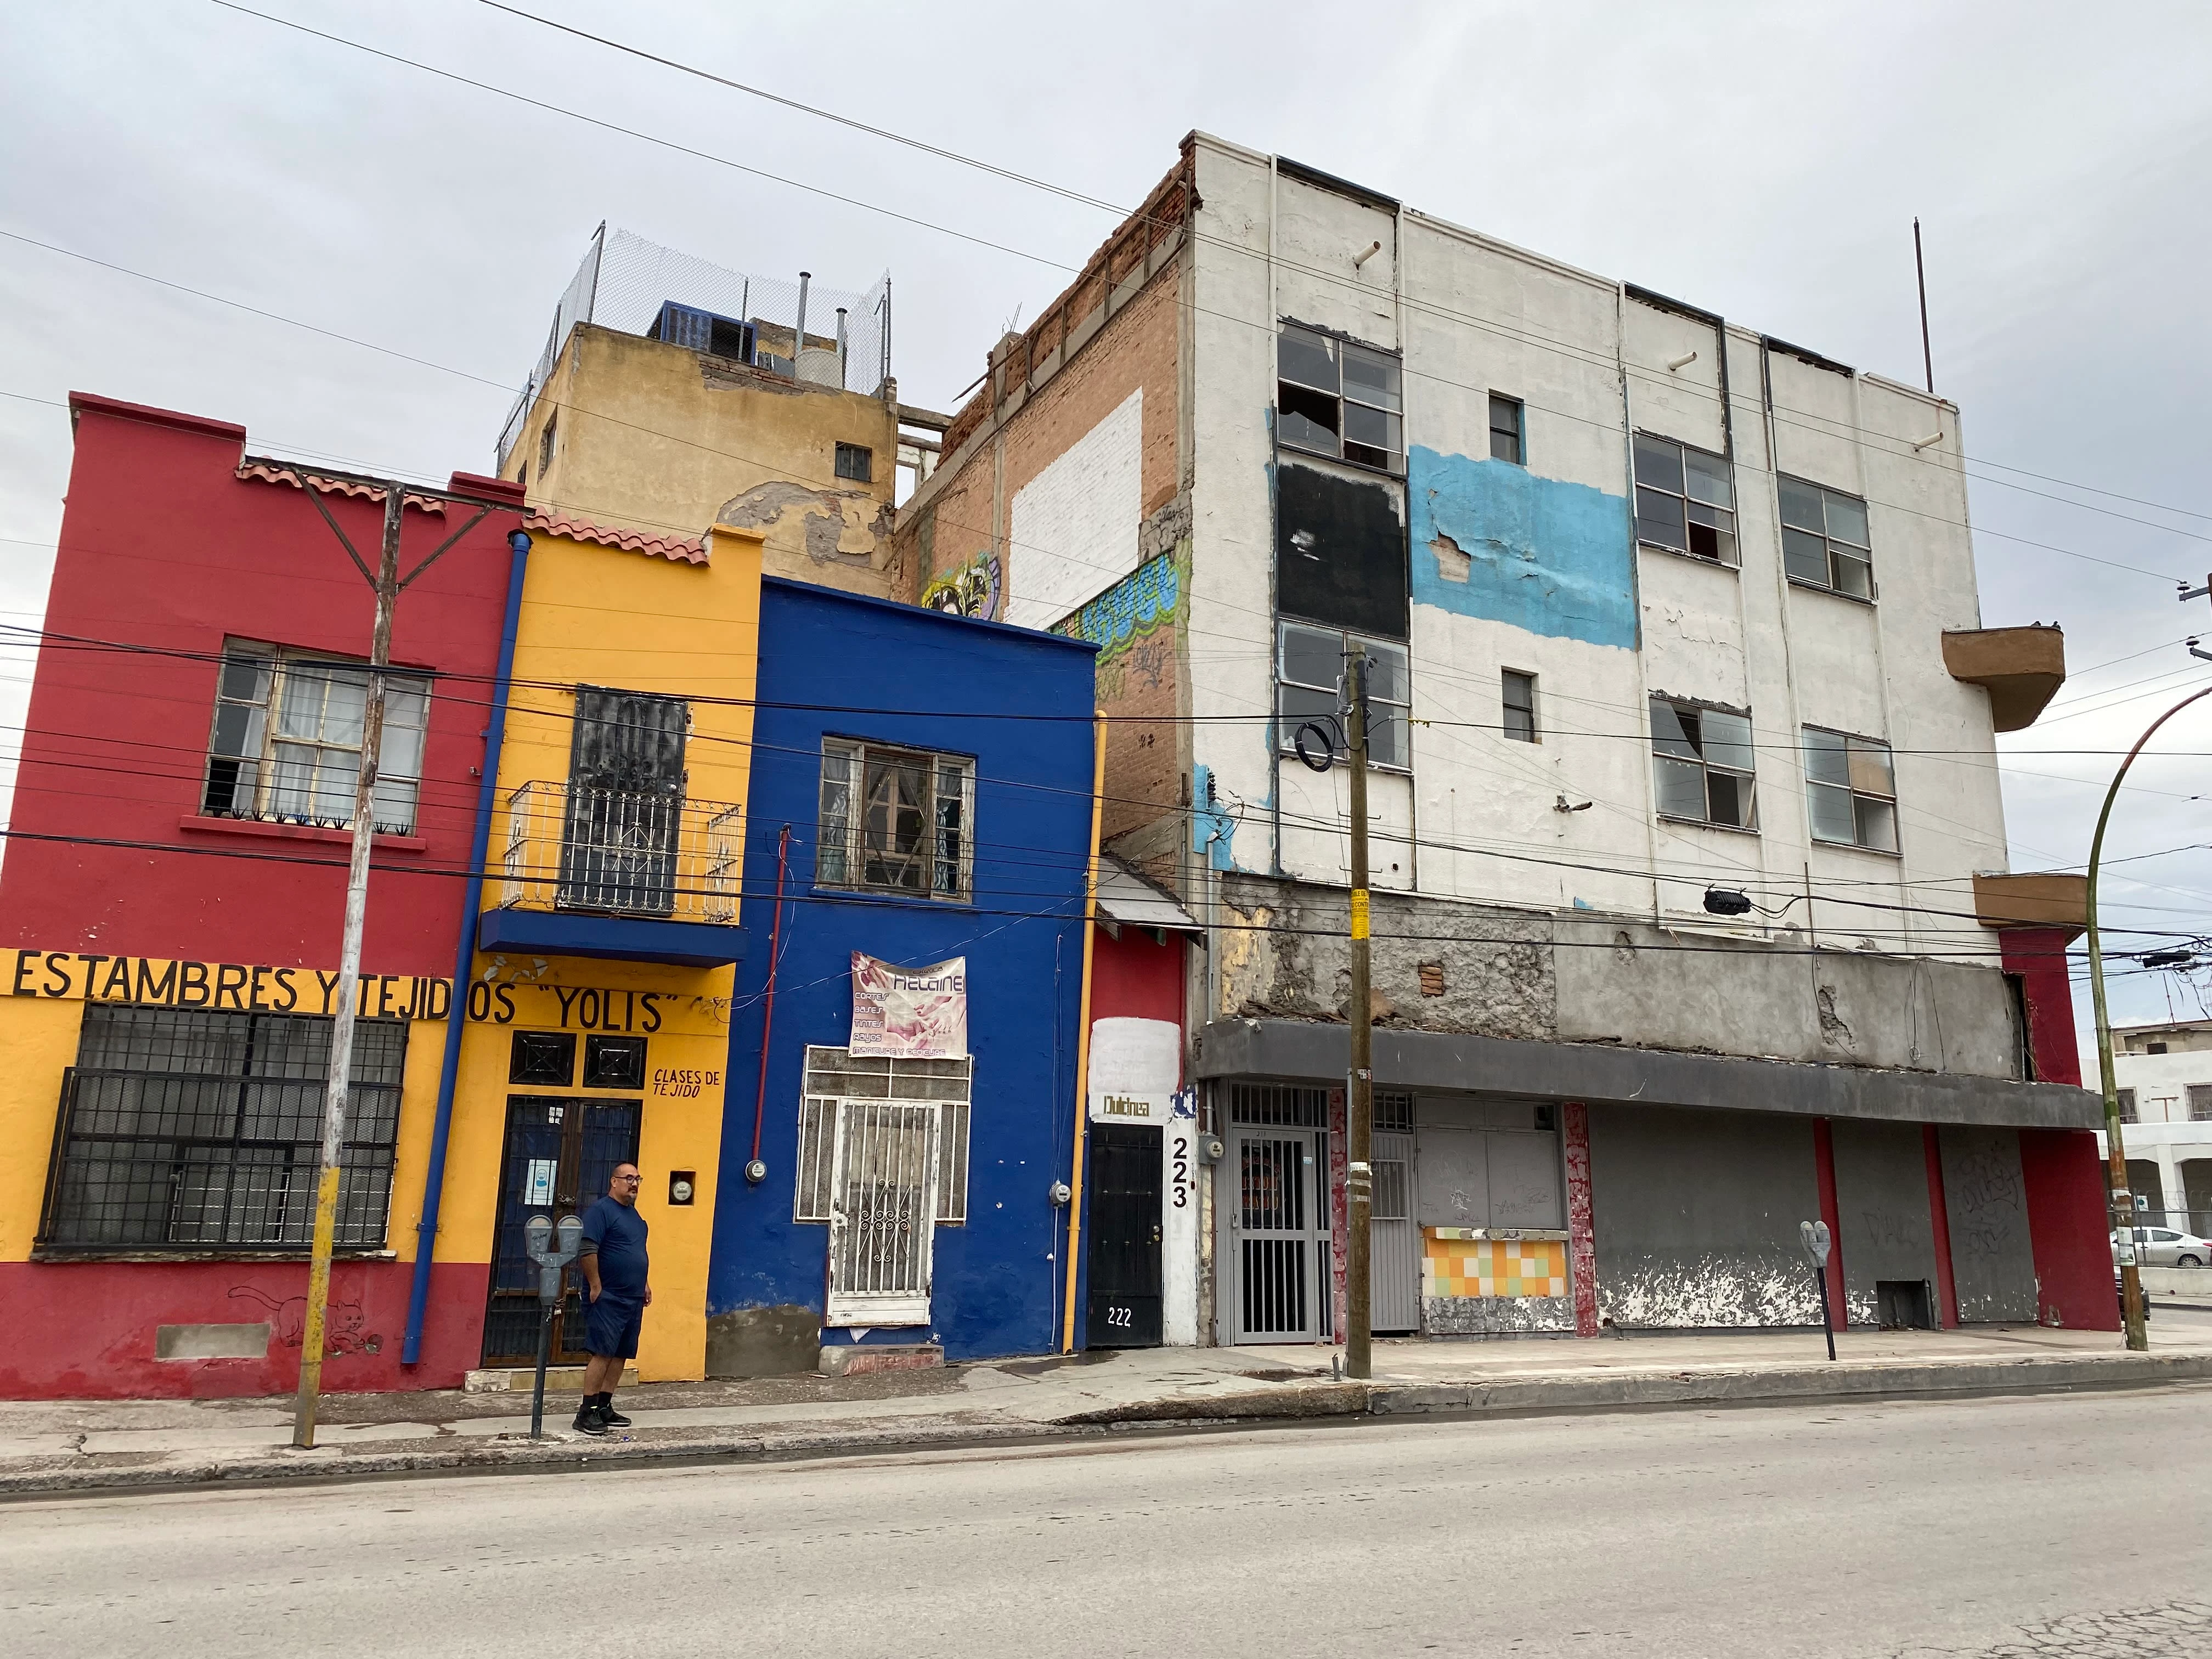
0, 394, 524, 1398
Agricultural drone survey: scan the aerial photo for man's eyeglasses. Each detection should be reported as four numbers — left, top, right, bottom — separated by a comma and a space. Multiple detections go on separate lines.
612, 1173, 642, 1184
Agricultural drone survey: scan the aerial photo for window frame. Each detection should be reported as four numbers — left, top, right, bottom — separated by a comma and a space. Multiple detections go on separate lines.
537, 410, 557, 478
37, 1005, 407, 1255
1488, 394, 1525, 466
1501, 669, 1538, 743
834, 442, 873, 484
1649, 696, 1759, 832
201, 641, 432, 835
816, 736, 977, 902
1778, 473, 1875, 600
1633, 432, 1740, 568
1801, 725, 1899, 853
2188, 1084, 2212, 1123
1275, 322, 1404, 475
2117, 1088, 2138, 1124
794, 1045, 973, 1226
1276, 620, 1413, 772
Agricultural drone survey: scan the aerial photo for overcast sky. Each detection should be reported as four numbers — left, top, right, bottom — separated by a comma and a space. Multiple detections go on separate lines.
3, 0, 2208, 1059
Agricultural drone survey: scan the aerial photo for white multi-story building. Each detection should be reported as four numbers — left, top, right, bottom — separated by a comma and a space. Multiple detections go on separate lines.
900, 133, 2113, 1345
2103, 1018, 2212, 1235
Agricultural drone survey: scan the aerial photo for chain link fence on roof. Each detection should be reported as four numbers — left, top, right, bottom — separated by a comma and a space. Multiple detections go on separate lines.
496, 225, 890, 470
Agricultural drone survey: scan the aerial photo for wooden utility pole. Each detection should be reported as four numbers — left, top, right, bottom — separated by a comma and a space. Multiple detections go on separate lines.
289, 470, 496, 1449
1344, 645, 1374, 1382
294, 485, 401, 1448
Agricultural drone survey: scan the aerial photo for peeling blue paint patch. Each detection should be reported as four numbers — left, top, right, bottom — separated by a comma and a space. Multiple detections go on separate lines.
1192, 764, 1237, 871
1407, 447, 1637, 650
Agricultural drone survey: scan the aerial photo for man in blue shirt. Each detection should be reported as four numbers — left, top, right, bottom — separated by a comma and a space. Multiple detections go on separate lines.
573, 1163, 651, 1437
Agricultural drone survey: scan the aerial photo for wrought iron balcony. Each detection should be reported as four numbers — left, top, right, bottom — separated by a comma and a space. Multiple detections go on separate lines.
478, 780, 748, 968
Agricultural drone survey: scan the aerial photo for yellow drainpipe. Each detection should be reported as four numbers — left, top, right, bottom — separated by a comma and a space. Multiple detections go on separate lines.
1059, 713, 1108, 1353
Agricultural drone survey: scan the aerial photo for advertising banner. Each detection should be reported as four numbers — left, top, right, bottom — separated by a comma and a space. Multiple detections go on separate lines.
850, 952, 968, 1058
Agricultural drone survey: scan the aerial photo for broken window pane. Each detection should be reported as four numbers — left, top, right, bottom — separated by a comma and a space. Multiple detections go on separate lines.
1685, 500, 1735, 565
1649, 697, 1697, 759
1277, 382, 1340, 454
1832, 551, 1874, 599
1706, 770, 1753, 828
1278, 326, 1338, 392
1342, 400, 1400, 453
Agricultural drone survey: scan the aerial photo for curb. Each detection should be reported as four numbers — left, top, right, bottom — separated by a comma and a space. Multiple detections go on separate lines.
7, 1350, 2209, 1501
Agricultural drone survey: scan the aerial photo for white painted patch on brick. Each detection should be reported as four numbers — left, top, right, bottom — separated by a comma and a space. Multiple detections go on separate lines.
1006, 388, 1142, 630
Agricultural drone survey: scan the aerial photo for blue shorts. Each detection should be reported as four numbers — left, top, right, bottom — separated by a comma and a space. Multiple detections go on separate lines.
584, 1294, 644, 1359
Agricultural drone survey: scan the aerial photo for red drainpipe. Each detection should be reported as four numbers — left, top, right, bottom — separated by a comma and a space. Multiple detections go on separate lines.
748, 825, 792, 1181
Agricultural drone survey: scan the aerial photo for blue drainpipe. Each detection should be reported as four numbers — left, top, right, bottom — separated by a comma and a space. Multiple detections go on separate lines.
403, 526, 531, 1367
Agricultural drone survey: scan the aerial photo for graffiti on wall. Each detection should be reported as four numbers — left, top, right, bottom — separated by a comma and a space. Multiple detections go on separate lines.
922, 552, 1002, 621
1055, 545, 1186, 662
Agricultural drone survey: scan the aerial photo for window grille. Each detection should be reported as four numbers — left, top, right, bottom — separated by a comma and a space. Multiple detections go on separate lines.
1276, 324, 1404, 473
1375, 1091, 1415, 1133
834, 442, 873, 483
1634, 433, 1738, 566
2188, 1085, 2212, 1123
794, 1046, 972, 1224
1229, 1082, 1329, 1128
201, 642, 430, 834
1650, 698, 1757, 830
1277, 622, 1411, 770
1779, 475, 1874, 599
38, 1006, 406, 1252
817, 738, 975, 901
1803, 726, 1898, 851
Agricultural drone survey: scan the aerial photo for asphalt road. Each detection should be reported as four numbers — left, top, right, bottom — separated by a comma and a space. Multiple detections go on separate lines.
5, 1386, 2210, 1658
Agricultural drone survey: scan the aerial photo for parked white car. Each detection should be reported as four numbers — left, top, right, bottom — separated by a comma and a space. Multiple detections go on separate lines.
2112, 1227, 2212, 1268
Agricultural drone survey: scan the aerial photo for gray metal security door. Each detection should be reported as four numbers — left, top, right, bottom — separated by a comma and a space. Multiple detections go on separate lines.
1371, 1129, 1419, 1332
1232, 1128, 1327, 1342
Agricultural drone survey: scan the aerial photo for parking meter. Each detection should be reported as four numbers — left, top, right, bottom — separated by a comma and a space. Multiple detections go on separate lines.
1800, 1220, 1836, 1361
526, 1213, 584, 1439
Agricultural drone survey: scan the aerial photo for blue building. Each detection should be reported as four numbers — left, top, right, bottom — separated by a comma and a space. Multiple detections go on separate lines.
706, 578, 1099, 1374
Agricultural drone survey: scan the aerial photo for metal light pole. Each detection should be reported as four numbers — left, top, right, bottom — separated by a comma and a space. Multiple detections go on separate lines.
2086, 678, 2212, 1355
1344, 645, 1374, 1383
289, 470, 496, 1449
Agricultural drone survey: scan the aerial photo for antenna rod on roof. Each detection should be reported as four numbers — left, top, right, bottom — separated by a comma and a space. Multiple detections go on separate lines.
794, 271, 810, 381
1914, 218, 1934, 394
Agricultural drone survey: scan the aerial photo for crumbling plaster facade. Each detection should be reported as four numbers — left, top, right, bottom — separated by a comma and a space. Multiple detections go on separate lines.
507, 324, 902, 599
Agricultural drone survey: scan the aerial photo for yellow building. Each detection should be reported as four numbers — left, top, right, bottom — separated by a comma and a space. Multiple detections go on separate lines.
447, 512, 765, 1383
496, 227, 913, 604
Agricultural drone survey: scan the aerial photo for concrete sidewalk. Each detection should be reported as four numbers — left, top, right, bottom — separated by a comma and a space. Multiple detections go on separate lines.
7, 1308, 2210, 1499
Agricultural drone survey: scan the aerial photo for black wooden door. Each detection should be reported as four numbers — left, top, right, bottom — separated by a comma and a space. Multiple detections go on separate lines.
1086, 1122, 1163, 1347
482, 1095, 643, 1365
561, 687, 688, 914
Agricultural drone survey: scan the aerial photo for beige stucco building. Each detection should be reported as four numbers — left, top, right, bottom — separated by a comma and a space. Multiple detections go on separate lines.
496, 227, 912, 602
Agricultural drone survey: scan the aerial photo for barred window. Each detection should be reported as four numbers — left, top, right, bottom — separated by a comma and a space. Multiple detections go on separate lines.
817, 737, 975, 901
201, 641, 430, 833
793, 1045, 973, 1224
38, 1006, 407, 1252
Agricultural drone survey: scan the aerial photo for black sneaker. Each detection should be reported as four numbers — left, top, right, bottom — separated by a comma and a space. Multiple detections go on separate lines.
599, 1401, 632, 1429
571, 1401, 608, 1437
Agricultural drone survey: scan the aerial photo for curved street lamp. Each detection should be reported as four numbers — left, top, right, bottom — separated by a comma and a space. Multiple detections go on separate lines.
2084, 677, 2212, 1352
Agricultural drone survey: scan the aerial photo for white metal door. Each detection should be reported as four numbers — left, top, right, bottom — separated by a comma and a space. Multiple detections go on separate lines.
1371, 1130, 1420, 1331
1231, 1128, 1327, 1342
825, 1099, 939, 1327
